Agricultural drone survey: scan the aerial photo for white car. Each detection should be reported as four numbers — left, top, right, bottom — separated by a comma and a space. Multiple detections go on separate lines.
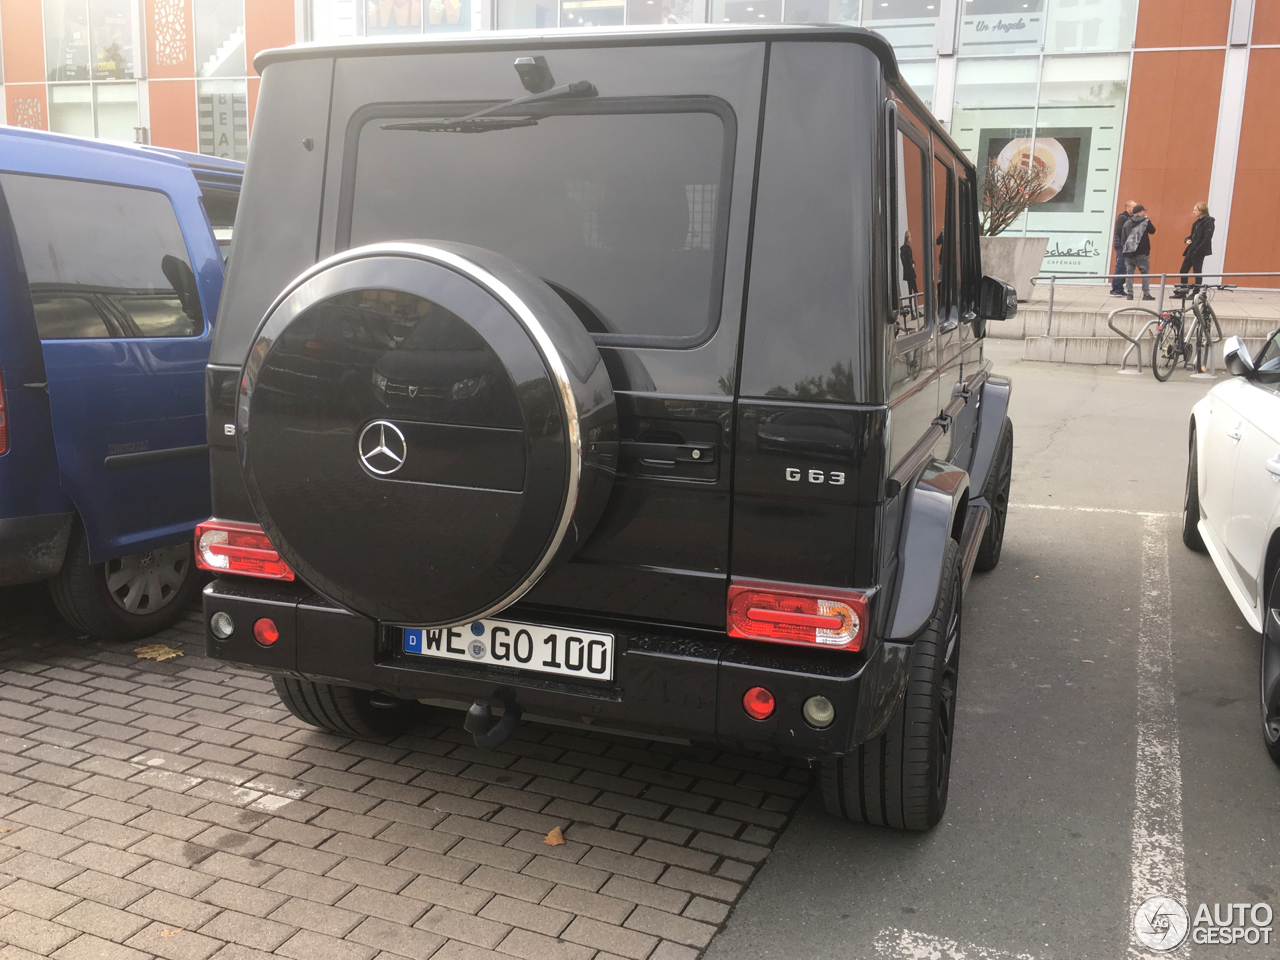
1186, 335, 1280, 767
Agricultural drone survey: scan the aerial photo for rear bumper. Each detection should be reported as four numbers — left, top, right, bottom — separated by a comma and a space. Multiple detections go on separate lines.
203, 577, 910, 759
0, 513, 73, 586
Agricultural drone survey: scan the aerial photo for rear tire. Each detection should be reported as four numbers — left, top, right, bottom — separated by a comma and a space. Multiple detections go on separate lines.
273, 677, 417, 738
821, 541, 961, 831
974, 418, 1013, 573
48, 523, 201, 641
1183, 433, 1206, 552
1153, 323, 1178, 382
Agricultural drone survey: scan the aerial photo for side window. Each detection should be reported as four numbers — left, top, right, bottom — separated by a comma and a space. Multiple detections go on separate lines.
894, 126, 930, 338
0, 173, 203, 341
933, 155, 958, 329
956, 166, 979, 315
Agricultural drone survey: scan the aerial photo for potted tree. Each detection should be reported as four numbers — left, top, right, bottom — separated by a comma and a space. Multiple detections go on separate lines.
978, 156, 1052, 302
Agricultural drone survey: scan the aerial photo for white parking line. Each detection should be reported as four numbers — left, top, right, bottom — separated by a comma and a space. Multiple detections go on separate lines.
1012, 503, 1177, 518
1128, 514, 1187, 958
873, 927, 1039, 960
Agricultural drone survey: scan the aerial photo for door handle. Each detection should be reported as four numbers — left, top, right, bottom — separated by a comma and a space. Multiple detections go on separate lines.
1228, 426, 1243, 442
1266, 456, 1280, 480
620, 441, 715, 465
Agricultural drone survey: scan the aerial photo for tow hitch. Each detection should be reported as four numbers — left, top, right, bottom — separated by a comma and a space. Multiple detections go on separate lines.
464, 698, 523, 749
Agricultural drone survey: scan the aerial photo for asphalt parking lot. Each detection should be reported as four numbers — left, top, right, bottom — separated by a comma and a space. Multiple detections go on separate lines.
1, 341, 1278, 960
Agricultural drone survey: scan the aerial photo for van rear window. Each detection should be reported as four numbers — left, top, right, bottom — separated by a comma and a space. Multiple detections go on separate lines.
339, 99, 734, 346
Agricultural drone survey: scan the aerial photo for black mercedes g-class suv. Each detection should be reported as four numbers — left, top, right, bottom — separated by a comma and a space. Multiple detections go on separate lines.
199, 25, 1017, 831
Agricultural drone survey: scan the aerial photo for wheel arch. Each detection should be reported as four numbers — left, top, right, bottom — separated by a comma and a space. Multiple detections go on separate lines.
886, 460, 969, 641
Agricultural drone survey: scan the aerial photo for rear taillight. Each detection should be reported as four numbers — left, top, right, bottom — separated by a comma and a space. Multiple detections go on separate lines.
727, 580, 867, 651
195, 519, 294, 580
0, 365, 8, 455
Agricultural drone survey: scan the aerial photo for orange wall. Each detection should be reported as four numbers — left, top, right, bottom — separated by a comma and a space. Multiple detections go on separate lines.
246, 0, 296, 77
1224, 49, 1280, 287
1, 0, 46, 83
1116, 50, 1224, 276
1253, 0, 1280, 44
1135, 0, 1231, 48
149, 79, 198, 153
144, 0, 197, 80
6, 83, 48, 130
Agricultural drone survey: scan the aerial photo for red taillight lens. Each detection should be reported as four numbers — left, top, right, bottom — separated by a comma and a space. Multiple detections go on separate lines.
195, 520, 294, 581
743, 686, 776, 720
0, 364, 8, 455
727, 580, 867, 651
253, 618, 281, 646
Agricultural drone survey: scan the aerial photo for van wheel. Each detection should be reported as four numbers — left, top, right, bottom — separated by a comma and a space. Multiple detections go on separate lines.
1183, 432, 1206, 552
974, 418, 1012, 572
48, 523, 201, 641
272, 677, 417, 738
821, 541, 961, 831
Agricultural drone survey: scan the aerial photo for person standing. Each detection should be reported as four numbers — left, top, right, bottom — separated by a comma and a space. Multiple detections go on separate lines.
900, 230, 919, 318
1122, 204, 1156, 300
1175, 202, 1214, 297
1111, 200, 1135, 296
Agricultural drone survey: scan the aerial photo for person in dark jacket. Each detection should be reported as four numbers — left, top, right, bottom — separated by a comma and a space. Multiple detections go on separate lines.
900, 230, 918, 317
1175, 202, 1214, 297
1111, 200, 1135, 296
1122, 204, 1156, 300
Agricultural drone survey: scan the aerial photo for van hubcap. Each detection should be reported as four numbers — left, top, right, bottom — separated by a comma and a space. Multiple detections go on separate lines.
105, 545, 190, 615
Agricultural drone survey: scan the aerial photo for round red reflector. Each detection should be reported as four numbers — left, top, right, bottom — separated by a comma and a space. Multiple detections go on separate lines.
742, 686, 775, 721
253, 618, 280, 647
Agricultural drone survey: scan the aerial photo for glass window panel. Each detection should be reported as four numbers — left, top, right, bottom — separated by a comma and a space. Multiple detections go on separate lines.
90, 0, 135, 79
49, 84, 95, 137
497, 0, 558, 27
627, 0, 706, 24
424, 0, 471, 29
561, 0, 623, 26
933, 155, 957, 327
2, 174, 203, 340
951, 57, 1037, 235
1044, 0, 1136, 53
712, 0, 782, 23
899, 59, 935, 111
864, 0, 941, 61
1023, 53, 1128, 276
44, 0, 92, 81
894, 128, 929, 334
348, 105, 729, 341
196, 0, 248, 74
957, 0, 1046, 56
310, 0, 361, 39
198, 79, 249, 160
783, 0, 859, 23
94, 82, 138, 141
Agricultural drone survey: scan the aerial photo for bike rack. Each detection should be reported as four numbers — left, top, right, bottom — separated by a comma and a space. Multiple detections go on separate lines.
1107, 306, 1162, 375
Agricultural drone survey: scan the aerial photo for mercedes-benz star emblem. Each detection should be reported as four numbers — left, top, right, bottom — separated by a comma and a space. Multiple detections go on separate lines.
358, 421, 407, 476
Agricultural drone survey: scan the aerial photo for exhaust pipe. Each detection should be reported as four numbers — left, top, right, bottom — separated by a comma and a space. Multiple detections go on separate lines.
464, 698, 522, 750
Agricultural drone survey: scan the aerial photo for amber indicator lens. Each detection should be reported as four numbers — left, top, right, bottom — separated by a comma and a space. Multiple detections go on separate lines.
742, 686, 776, 720
253, 618, 281, 647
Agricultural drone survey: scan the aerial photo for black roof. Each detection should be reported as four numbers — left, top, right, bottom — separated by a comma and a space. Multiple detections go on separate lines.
254, 23, 902, 83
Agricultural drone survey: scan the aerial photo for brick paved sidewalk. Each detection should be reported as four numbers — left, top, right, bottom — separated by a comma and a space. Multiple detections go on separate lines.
0, 585, 812, 960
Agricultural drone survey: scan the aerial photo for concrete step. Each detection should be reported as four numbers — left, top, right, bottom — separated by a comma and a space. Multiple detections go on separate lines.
990, 307, 1278, 342
1023, 335, 1269, 367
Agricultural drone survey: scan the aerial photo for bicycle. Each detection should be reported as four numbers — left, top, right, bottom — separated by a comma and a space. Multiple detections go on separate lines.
1152, 284, 1234, 381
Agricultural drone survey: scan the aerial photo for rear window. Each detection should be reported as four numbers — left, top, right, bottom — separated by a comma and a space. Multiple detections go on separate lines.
337, 99, 734, 347
1, 173, 203, 340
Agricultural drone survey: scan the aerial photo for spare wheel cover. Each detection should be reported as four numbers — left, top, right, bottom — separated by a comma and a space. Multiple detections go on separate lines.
238, 241, 616, 626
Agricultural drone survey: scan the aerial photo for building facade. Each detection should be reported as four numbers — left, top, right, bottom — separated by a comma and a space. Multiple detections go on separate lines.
2, 0, 1277, 283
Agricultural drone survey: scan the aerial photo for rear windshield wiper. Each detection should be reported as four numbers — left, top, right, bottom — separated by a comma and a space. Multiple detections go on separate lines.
382, 80, 598, 134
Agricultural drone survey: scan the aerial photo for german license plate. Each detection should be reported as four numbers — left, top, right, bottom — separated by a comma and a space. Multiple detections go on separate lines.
402, 619, 614, 681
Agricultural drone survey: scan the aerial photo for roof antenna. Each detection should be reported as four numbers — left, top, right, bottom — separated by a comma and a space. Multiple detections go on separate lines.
514, 56, 555, 95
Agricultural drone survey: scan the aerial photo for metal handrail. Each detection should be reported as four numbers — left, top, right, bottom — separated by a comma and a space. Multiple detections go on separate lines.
1026, 270, 1280, 345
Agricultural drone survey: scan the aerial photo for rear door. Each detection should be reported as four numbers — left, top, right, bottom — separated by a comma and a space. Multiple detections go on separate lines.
0, 147, 224, 562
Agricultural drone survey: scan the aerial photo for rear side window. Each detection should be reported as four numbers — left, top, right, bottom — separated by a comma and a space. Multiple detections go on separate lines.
0, 173, 203, 340
338, 99, 734, 347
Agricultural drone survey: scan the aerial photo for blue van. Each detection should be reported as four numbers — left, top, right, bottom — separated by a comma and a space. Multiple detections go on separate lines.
0, 128, 241, 639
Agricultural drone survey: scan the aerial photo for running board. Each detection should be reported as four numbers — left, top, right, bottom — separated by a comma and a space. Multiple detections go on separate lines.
959, 502, 991, 591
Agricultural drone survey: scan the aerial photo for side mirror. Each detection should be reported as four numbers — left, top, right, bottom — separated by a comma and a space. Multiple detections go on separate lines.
979, 275, 1017, 321
1223, 336, 1255, 378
